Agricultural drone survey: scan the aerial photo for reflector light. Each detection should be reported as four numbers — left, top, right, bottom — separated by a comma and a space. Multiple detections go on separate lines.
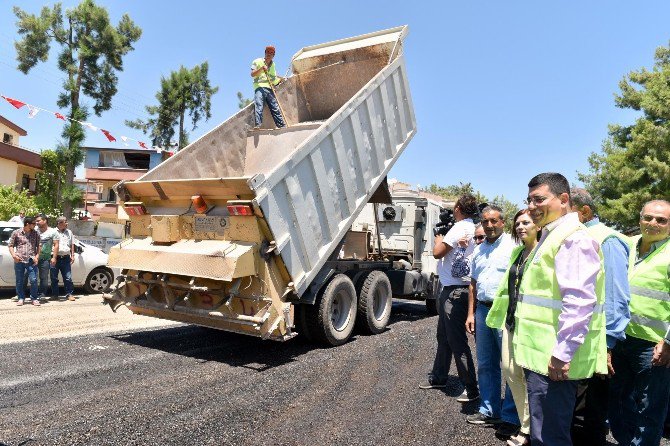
227, 205, 254, 216
123, 202, 147, 216
191, 195, 208, 214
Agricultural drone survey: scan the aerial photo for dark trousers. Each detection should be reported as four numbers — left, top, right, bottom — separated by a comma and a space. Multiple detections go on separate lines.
525, 369, 578, 446
254, 87, 285, 128
571, 376, 609, 446
429, 285, 478, 394
51, 255, 74, 297
609, 336, 670, 446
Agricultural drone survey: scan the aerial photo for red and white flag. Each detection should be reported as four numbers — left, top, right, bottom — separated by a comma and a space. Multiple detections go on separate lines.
27, 105, 39, 118
2, 96, 26, 109
100, 129, 116, 142
138, 141, 148, 149
55, 112, 66, 121
82, 122, 98, 131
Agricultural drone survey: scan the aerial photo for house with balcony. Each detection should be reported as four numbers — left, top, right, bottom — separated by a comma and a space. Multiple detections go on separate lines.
0, 115, 41, 193
83, 146, 169, 218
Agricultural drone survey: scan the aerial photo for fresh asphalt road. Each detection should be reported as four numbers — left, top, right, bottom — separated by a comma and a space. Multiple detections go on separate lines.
1, 292, 667, 446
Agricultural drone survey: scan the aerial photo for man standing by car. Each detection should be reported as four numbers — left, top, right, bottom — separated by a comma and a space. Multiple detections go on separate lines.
420, 194, 479, 404
51, 217, 75, 301
8, 216, 41, 306
35, 214, 59, 300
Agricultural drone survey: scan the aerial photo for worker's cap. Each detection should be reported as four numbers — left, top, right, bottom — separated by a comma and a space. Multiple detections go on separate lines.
265, 46, 276, 55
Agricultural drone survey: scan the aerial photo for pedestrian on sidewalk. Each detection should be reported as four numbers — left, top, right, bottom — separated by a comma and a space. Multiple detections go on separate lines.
8, 216, 41, 306
464, 205, 520, 439
51, 217, 75, 301
420, 194, 479, 404
35, 214, 59, 300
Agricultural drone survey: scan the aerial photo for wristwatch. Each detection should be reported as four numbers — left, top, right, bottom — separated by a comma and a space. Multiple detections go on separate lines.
664, 337, 670, 346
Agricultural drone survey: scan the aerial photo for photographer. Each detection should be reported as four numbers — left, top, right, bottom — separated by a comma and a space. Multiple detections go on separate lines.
420, 194, 480, 404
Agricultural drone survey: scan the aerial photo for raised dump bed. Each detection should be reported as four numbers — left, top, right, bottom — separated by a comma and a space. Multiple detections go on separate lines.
105, 26, 417, 344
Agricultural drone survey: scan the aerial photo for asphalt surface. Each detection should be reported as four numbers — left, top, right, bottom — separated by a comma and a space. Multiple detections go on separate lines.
1, 294, 668, 446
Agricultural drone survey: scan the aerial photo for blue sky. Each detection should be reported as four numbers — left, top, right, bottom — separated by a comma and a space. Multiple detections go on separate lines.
0, 1, 667, 204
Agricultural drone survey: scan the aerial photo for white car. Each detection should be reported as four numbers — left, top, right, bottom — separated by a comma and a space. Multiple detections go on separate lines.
0, 221, 118, 294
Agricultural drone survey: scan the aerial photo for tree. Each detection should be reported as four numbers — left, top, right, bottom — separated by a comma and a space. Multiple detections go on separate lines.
0, 185, 38, 221
237, 91, 252, 109
14, 0, 141, 218
34, 149, 82, 217
425, 183, 519, 232
579, 42, 670, 229
126, 62, 219, 150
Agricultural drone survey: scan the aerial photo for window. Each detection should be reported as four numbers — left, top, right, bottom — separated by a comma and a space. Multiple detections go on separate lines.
108, 188, 116, 202
124, 152, 150, 170
3, 133, 13, 144
98, 151, 150, 169
21, 174, 30, 191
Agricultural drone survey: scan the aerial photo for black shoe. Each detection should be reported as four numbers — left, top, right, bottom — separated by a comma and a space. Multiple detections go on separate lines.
495, 422, 520, 439
418, 379, 446, 389
466, 412, 501, 425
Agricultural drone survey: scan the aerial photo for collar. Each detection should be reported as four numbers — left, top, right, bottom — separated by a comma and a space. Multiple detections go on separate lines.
484, 232, 508, 247
542, 212, 578, 234
637, 236, 670, 258
584, 217, 600, 228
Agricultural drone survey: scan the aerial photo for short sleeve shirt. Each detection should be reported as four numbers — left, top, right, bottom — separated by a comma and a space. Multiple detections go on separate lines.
38, 227, 59, 260
436, 218, 476, 286
471, 233, 516, 302
56, 229, 75, 255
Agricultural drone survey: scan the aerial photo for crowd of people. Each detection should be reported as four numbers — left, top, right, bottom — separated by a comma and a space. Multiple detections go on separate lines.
421, 172, 670, 446
7, 213, 77, 306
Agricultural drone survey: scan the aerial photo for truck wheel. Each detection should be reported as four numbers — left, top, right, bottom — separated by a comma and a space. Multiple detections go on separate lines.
306, 274, 357, 346
356, 271, 392, 334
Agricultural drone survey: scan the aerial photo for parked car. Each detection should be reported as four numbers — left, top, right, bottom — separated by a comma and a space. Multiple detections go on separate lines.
0, 221, 118, 294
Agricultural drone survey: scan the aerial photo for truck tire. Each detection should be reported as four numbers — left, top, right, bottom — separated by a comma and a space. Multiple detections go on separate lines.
355, 271, 392, 334
306, 274, 357, 346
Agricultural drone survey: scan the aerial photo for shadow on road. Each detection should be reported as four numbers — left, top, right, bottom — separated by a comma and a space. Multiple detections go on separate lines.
109, 298, 431, 371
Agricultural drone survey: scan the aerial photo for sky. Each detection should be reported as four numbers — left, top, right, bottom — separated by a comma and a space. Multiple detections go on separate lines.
0, 1, 667, 205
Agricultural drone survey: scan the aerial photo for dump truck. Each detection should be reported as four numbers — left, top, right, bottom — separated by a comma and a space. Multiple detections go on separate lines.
350, 186, 445, 315
104, 26, 416, 346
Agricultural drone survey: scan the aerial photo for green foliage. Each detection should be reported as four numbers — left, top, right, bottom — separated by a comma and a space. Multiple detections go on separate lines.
14, 0, 141, 216
126, 62, 219, 150
237, 91, 252, 109
425, 183, 519, 233
34, 149, 67, 216
579, 42, 670, 229
0, 185, 38, 221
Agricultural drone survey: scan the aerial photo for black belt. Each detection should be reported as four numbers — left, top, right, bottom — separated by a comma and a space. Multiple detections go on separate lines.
56, 254, 71, 259
478, 300, 493, 308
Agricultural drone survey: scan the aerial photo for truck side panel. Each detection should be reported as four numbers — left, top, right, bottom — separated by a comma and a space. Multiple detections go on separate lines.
252, 56, 416, 297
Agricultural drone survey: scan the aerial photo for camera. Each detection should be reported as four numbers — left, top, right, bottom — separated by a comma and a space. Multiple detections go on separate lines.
433, 208, 455, 237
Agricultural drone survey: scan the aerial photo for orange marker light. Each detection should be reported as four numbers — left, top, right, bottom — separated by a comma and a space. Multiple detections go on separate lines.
191, 195, 208, 214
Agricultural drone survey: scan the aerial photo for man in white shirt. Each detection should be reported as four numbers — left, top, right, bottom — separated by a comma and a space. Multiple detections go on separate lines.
420, 194, 480, 403
51, 217, 76, 301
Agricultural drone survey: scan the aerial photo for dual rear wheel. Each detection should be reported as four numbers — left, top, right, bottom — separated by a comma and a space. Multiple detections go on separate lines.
303, 271, 392, 346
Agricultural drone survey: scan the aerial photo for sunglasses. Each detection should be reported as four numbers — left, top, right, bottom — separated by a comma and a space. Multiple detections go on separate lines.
641, 214, 669, 225
474, 235, 486, 241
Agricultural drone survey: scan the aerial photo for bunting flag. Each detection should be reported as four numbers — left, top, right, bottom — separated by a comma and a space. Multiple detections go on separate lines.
82, 122, 98, 131
100, 129, 116, 142
27, 105, 39, 118
2, 96, 26, 109
1, 91, 163, 151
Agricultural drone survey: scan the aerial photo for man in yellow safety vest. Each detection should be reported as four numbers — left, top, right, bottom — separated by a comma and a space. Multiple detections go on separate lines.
250, 45, 286, 129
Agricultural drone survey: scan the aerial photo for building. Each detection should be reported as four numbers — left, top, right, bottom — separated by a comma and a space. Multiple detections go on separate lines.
82, 146, 169, 218
0, 115, 41, 193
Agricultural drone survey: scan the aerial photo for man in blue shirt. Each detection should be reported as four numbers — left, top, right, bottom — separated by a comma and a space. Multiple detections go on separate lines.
569, 188, 631, 446
465, 204, 520, 439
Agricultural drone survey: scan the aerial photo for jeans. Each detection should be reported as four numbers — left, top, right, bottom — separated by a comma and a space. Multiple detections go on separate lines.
525, 369, 578, 446
609, 336, 670, 446
429, 285, 478, 394
37, 258, 51, 296
15, 260, 38, 300
475, 304, 519, 424
254, 87, 285, 128
51, 255, 74, 297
